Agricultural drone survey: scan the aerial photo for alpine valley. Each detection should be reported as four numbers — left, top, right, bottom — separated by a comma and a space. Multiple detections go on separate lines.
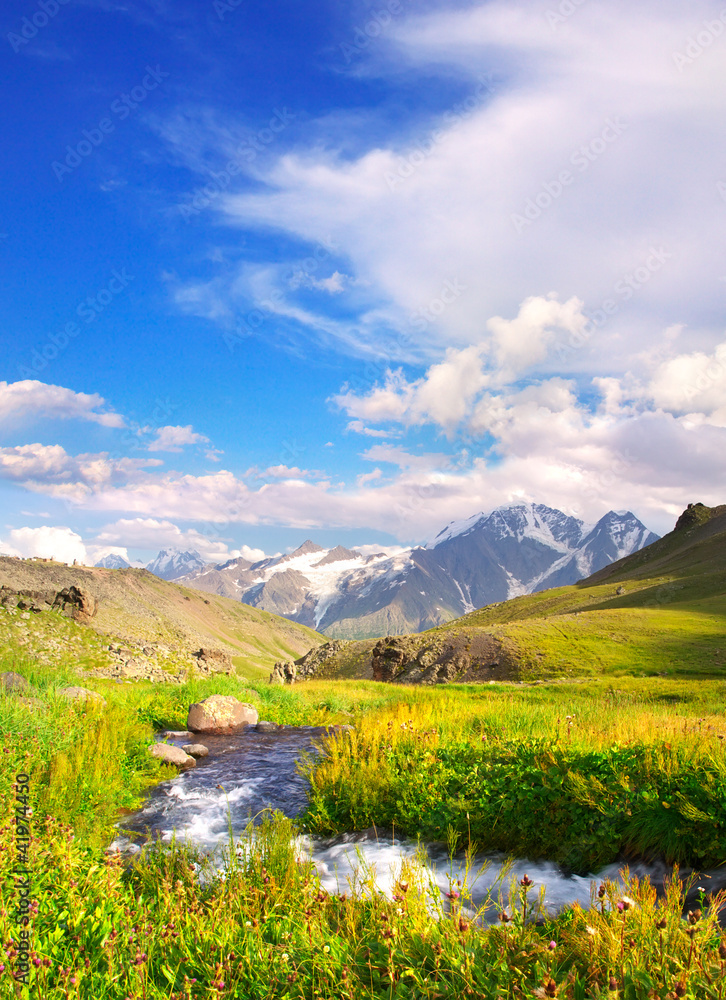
137, 503, 659, 639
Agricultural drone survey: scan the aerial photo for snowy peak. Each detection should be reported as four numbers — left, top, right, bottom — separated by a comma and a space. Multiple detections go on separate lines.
146, 548, 207, 581
313, 545, 362, 567
165, 503, 658, 638
95, 554, 130, 569
277, 540, 325, 565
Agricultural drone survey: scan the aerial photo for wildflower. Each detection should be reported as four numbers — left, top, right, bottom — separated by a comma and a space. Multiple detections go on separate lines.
548, 940, 557, 950
520, 874, 534, 888
245, 921, 252, 928
446, 890, 460, 900
323, 945, 330, 953
499, 911, 512, 923
281, 953, 289, 961
608, 977, 618, 991
585, 926, 598, 937
617, 895, 635, 912
656, 917, 667, 929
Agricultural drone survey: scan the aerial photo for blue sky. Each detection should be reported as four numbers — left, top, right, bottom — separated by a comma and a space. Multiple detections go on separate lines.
2, 0, 726, 566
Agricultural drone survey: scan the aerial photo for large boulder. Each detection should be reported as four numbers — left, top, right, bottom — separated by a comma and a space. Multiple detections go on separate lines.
53, 586, 97, 622
149, 743, 195, 768
0, 672, 31, 694
187, 695, 258, 733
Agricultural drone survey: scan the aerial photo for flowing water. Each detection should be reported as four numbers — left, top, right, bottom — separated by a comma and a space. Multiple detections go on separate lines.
112, 725, 701, 918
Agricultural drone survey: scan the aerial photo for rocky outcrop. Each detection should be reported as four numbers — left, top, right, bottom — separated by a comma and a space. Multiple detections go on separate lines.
149, 743, 196, 768
193, 647, 233, 674
187, 695, 258, 733
294, 640, 352, 679
53, 586, 97, 622
371, 632, 516, 685
269, 661, 297, 685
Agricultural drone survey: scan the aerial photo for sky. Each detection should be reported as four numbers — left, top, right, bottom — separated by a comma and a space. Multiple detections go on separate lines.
2, 0, 726, 567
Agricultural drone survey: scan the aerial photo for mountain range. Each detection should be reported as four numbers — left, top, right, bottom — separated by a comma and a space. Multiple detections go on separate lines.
137, 502, 658, 639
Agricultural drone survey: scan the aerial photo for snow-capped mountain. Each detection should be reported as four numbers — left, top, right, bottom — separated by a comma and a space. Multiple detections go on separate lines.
146, 548, 207, 581
148, 503, 659, 638
94, 553, 130, 569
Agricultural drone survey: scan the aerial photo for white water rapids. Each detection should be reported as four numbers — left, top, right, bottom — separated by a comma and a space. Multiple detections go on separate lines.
110, 725, 690, 918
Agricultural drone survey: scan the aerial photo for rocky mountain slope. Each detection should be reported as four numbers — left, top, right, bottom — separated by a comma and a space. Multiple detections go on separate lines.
155, 503, 658, 639
283, 502, 725, 685
0, 557, 323, 683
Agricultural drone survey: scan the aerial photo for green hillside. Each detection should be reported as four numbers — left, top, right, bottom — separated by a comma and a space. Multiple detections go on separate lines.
0, 557, 324, 683
312, 503, 726, 682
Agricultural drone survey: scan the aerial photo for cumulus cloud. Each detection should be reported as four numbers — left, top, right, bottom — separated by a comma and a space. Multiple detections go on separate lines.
0, 381, 124, 428
93, 517, 250, 563
0, 526, 88, 565
148, 425, 211, 452
0, 443, 161, 495
334, 295, 590, 433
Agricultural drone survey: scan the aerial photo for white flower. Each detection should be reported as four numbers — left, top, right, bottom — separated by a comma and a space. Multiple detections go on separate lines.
585, 926, 598, 937
323, 945, 330, 953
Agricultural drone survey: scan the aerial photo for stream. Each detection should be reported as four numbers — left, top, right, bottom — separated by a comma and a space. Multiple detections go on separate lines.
110, 724, 702, 919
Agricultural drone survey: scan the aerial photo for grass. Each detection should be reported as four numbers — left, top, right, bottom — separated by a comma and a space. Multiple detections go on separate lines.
5, 810, 726, 999
4, 605, 726, 997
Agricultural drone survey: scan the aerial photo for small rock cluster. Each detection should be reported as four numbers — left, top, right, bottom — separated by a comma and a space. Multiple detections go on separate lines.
269, 660, 297, 685
0, 584, 97, 622
149, 695, 267, 770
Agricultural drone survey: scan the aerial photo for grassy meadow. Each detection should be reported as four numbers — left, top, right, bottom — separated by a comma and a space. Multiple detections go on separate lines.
2, 587, 726, 997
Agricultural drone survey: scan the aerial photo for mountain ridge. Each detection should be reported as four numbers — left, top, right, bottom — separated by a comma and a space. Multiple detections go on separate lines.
148, 502, 658, 639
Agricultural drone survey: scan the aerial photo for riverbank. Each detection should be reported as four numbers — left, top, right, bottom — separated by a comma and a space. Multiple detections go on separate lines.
3, 650, 726, 996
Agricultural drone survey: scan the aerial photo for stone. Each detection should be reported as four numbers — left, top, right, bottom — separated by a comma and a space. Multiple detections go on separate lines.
255, 720, 279, 732
159, 730, 193, 738
616, 586, 626, 595
149, 743, 195, 768
193, 647, 233, 674
57, 686, 107, 706
187, 695, 258, 733
0, 672, 31, 694
269, 661, 297, 685
53, 586, 97, 622
182, 743, 209, 758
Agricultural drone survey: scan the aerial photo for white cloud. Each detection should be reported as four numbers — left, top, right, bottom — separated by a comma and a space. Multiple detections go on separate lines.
94, 517, 242, 563
0, 381, 124, 428
0, 443, 161, 495
148, 425, 210, 452
238, 544, 267, 563
0, 526, 88, 565
346, 420, 396, 438
166, 0, 722, 383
